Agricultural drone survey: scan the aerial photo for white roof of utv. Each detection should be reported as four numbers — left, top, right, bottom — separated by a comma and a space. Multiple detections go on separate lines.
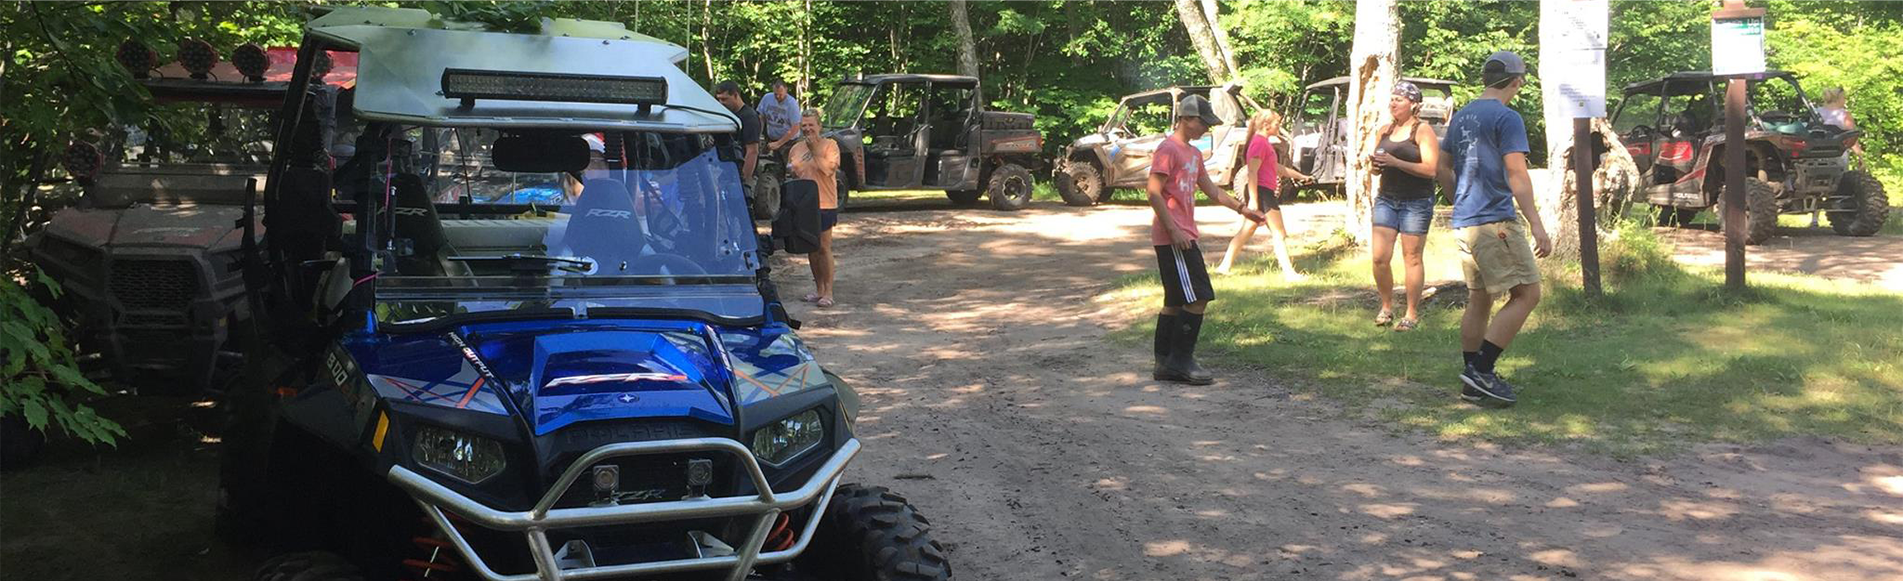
308, 7, 736, 133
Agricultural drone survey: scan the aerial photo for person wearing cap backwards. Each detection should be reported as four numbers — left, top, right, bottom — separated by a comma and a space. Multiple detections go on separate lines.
1436, 51, 1552, 407
1150, 94, 1268, 385
1368, 81, 1440, 332
559, 133, 609, 205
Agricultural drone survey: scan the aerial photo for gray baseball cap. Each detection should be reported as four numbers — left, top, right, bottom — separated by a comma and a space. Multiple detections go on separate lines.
1484, 50, 1528, 76
1174, 94, 1222, 126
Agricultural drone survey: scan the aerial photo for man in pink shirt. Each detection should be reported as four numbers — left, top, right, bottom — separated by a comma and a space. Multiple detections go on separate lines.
1151, 94, 1267, 385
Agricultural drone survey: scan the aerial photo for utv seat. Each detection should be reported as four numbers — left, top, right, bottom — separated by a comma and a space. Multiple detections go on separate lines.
558, 178, 644, 272
389, 174, 455, 276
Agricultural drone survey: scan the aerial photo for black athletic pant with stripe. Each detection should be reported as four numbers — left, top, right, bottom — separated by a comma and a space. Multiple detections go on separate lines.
1155, 244, 1215, 307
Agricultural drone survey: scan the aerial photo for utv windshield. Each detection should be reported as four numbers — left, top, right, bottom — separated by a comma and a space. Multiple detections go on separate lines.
370, 128, 763, 325
823, 83, 876, 130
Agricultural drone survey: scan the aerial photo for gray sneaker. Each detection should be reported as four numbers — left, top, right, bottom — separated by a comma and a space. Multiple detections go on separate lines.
1459, 365, 1517, 406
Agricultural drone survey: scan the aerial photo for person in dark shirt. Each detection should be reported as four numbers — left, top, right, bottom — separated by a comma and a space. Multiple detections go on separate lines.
714, 81, 763, 194
1369, 81, 1440, 332
1436, 51, 1551, 408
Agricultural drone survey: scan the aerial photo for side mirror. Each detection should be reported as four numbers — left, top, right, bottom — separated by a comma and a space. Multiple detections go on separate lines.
493, 133, 589, 173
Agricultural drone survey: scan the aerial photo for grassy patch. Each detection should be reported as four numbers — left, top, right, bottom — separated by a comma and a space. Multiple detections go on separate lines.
1105, 225, 1903, 456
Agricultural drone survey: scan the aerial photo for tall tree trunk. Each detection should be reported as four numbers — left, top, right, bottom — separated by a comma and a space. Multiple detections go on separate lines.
1199, 0, 1239, 77
798, 0, 813, 97
949, 0, 980, 78
700, 0, 715, 83
1537, 119, 1639, 260
1174, 0, 1234, 84
1344, 0, 1399, 246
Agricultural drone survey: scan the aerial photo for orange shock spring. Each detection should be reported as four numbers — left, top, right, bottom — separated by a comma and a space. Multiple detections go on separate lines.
402, 517, 466, 580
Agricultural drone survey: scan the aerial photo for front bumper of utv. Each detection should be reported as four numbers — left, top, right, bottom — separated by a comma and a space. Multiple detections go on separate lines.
387, 437, 861, 581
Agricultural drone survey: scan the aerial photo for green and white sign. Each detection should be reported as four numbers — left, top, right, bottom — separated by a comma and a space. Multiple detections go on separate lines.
1712, 15, 1767, 76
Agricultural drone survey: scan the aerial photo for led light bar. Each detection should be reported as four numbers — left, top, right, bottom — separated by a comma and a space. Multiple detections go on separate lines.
440, 68, 668, 112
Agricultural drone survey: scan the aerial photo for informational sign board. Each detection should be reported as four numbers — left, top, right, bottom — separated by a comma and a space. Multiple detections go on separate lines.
1542, 0, 1608, 118
1712, 14, 1767, 76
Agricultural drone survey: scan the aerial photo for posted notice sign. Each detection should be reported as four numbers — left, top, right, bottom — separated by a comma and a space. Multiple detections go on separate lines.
1712, 14, 1767, 76
1543, 0, 1608, 118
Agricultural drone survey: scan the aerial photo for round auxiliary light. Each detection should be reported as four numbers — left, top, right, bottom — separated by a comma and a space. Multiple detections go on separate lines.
231, 43, 269, 83
116, 39, 157, 79
178, 38, 218, 80
311, 51, 334, 83
63, 141, 104, 184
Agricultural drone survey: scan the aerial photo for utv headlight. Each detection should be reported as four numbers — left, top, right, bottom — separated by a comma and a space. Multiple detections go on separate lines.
413, 426, 507, 484
750, 410, 824, 467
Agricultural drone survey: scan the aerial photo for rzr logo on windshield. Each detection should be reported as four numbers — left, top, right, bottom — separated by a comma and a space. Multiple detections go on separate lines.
545, 373, 688, 388
586, 209, 633, 219
392, 207, 429, 216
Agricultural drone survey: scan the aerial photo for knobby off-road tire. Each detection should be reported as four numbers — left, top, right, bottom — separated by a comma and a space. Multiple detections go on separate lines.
253, 552, 365, 581
798, 484, 952, 581
1717, 177, 1779, 245
1828, 170, 1889, 237
946, 190, 983, 206
986, 163, 1034, 211
1055, 162, 1105, 207
752, 177, 783, 221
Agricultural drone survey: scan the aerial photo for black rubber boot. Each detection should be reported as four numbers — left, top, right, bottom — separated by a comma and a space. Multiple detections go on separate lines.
1152, 313, 1178, 378
1159, 313, 1214, 385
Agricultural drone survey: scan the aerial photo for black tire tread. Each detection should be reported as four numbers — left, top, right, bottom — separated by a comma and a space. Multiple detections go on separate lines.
801, 484, 952, 581
1829, 170, 1888, 237
254, 552, 365, 581
1719, 178, 1779, 245
1054, 162, 1101, 207
986, 163, 1033, 211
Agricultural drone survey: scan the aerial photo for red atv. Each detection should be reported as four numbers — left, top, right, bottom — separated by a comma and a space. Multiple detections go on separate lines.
1611, 71, 1887, 244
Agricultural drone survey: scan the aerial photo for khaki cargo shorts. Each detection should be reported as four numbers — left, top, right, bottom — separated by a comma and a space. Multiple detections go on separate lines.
1454, 220, 1541, 295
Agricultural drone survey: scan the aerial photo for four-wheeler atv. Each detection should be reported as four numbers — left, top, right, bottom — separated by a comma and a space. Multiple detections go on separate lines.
1610, 70, 1888, 244
753, 73, 1043, 216
1052, 84, 1263, 207
25, 42, 356, 394
1285, 76, 1458, 199
218, 8, 950, 581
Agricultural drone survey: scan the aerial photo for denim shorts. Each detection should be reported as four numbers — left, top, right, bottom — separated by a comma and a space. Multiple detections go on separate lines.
1372, 195, 1434, 235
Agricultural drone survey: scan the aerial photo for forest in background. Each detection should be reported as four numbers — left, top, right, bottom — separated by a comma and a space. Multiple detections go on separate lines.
4, 0, 1901, 189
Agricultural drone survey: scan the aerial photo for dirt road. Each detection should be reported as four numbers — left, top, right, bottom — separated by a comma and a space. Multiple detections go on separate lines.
4, 200, 1899, 581
1658, 225, 1903, 290
781, 200, 1903, 581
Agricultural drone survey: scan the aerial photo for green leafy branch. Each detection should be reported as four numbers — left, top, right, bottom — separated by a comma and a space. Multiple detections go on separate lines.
1, 269, 125, 446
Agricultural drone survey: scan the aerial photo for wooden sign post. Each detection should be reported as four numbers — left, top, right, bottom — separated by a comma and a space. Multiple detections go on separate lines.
1713, 0, 1766, 292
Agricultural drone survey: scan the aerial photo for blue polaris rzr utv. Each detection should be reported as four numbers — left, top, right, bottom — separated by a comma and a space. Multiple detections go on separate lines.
218, 8, 949, 581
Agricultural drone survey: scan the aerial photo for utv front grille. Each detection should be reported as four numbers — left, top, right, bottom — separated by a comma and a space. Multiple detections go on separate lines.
109, 260, 200, 311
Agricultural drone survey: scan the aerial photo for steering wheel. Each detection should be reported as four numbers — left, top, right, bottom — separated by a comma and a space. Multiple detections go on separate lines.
623, 252, 708, 277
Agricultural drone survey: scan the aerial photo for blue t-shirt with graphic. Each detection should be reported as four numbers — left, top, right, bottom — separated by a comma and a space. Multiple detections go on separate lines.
1440, 99, 1531, 228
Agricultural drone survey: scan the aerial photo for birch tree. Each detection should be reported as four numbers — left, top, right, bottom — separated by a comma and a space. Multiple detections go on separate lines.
1345, 0, 1399, 245
1174, 0, 1235, 83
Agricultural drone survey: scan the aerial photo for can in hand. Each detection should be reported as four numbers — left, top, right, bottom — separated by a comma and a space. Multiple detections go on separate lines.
1371, 147, 1387, 174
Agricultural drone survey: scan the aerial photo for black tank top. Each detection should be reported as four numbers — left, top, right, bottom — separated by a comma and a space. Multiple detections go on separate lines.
1378, 123, 1435, 200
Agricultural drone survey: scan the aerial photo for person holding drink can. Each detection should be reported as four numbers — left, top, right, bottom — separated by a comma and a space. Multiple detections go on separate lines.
1368, 81, 1440, 332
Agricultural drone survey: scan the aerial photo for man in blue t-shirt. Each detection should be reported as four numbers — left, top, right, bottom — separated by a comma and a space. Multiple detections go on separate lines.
1435, 51, 1552, 408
